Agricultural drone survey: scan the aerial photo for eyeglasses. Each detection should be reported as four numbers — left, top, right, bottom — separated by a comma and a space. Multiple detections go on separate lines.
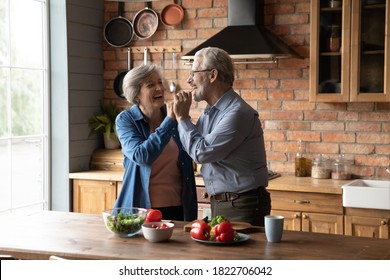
189, 69, 213, 77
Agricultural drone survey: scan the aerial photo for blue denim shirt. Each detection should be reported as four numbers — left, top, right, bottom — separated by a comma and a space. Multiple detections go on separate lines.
113, 104, 197, 221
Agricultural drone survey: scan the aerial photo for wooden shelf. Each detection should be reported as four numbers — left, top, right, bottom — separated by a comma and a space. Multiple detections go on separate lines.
130, 46, 182, 54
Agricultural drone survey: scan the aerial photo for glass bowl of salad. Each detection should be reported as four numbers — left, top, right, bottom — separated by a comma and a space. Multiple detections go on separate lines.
102, 207, 147, 237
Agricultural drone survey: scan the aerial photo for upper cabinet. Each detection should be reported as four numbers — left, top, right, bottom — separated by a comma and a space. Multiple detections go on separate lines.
310, 0, 390, 102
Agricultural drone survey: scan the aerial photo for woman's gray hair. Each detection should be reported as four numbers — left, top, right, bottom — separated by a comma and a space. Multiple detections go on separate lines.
122, 64, 163, 105
195, 47, 235, 86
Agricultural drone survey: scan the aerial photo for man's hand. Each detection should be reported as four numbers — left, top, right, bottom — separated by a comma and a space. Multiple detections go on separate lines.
173, 91, 192, 121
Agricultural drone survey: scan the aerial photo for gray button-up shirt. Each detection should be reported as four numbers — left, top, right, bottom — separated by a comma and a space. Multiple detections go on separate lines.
178, 89, 268, 195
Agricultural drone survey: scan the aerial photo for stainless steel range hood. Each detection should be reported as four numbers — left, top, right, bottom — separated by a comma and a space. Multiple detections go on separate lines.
181, 0, 301, 64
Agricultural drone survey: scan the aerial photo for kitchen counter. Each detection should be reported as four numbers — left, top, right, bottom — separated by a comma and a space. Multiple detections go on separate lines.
197, 175, 350, 195
70, 171, 350, 195
0, 211, 389, 260
266, 176, 350, 194
69, 170, 123, 181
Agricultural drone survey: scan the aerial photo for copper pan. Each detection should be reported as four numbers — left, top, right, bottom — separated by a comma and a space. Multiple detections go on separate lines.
160, 0, 184, 27
133, 2, 159, 40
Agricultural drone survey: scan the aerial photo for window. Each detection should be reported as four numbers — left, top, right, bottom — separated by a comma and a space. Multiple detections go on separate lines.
0, 0, 49, 213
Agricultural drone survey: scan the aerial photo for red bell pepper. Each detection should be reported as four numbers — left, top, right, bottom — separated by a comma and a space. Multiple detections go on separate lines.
190, 221, 211, 240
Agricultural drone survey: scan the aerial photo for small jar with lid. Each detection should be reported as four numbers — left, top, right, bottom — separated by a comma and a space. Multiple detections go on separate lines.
331, 156, 353, 180
311, 155, 332, 179
328, 25, 341, 52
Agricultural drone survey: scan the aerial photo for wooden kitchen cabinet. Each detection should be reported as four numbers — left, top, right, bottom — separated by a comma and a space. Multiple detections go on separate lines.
310, 0, 390, 102
70, 170, 123, 215
73, 179, 117, 214
301, 212, 344, 234
269, 190, 344, 235
196, 186, 211, 219
344, 207, 390, 239
70, 150, 125, 215
270, 209, 302, 231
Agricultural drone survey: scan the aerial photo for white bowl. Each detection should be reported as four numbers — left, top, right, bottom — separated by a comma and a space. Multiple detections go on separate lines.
142, 222, 174, 242
102, 207, 147, 237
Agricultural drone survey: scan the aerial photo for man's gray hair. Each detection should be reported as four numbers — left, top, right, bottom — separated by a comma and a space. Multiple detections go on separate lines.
195, 47, 235, 86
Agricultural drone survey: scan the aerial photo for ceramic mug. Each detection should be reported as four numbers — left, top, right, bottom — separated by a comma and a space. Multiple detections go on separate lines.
265, 215, 284, 243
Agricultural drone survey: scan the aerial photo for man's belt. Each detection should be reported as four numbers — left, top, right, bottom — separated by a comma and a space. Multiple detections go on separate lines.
212, 187, 264, 202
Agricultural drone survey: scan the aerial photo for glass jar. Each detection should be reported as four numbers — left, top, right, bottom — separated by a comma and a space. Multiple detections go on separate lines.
328, 25, 341, 52
332, 157, 353, 180
295, 140, 306, 177
311, 155, 331, 179
328, 0, 342, 8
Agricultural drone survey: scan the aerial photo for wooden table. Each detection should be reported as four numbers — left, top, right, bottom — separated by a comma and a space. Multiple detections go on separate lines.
0, 211, 389, 260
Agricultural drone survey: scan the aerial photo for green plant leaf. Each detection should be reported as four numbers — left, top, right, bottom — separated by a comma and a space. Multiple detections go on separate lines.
88, 101, 120, 139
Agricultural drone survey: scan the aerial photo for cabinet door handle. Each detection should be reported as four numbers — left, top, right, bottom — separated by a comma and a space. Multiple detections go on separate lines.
201, 192, 209, 199
294, 200, 310, 204
109, 182, 115, 186
381, 220, 387, 226
293, 214, 300, 218
302, 214, 308, 219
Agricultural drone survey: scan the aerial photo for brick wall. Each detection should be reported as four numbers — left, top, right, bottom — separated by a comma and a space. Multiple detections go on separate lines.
103, 0, 390, 178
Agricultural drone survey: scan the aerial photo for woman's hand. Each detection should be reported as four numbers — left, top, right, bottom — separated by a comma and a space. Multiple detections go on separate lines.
166, 101, 176, 121
173, 91, 192, 121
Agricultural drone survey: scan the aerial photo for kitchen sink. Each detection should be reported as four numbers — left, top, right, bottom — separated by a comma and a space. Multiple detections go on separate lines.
342, 179, 390, 210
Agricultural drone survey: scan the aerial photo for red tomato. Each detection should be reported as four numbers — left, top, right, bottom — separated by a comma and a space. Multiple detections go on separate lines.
217, 221, 233, 234
145, 209, 162, 223
219, 229, 235, 242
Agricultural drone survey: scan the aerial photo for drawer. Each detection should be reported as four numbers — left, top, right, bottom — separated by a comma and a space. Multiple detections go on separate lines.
269, 190, 343, 215
196, 186, 210, 203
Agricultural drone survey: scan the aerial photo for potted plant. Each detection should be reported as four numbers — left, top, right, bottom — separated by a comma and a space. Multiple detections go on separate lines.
88, 101, 120, 149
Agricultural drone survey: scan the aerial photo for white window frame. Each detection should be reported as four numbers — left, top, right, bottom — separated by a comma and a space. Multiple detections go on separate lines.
0, 0, 50, 214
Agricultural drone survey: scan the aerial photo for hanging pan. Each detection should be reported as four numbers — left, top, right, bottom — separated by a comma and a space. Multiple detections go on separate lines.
133, 2, 159, 40
114, 48, 131, 98
104, 2, 134, 47
160, 0, 184, 27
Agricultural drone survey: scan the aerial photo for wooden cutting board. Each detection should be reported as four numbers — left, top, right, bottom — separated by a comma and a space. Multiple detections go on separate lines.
183, 220, 264, 233
90, 149, 124, 171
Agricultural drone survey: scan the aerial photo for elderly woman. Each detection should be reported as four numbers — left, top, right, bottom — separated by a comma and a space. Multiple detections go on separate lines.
113, 64, 197, 221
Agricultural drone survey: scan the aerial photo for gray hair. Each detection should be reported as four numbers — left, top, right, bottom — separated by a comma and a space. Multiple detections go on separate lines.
194, 47, 235, 86
122, 64, 163, 105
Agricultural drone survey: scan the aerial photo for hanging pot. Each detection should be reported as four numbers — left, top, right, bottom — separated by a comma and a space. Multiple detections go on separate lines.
114, 48, 131, 98
133, 2, 159, 40
104, 2, 134, 47
160, 0, 184, 27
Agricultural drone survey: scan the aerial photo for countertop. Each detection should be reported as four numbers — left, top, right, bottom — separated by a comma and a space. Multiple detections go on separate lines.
69, 171, 349, 195
69, 170, 124, 181
0, 211, 389, 260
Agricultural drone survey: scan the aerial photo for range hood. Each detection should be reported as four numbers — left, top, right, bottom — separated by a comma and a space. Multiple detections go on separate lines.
181, 0, 301, 64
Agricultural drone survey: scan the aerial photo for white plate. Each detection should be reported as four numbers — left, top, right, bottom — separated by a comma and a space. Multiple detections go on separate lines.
191, 233, 250, 245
